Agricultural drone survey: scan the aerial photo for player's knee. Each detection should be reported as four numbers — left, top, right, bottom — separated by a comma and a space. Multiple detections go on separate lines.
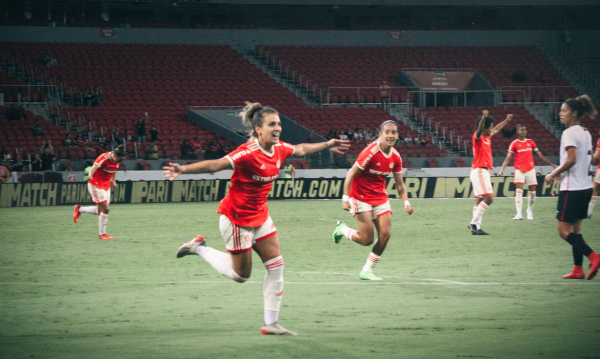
102, 207, 110, 214
360, 233, 374, 246
484, 197, 494, 205
379, 232, 391, 242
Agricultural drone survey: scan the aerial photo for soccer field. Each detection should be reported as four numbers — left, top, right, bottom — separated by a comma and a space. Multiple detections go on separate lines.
1, 198, 599, 359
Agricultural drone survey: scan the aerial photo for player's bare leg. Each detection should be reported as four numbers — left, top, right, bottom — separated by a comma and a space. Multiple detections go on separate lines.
253, 235, 296, 335
513, 183, 524, 220
334, 212, 374, 245
558, 220, 600, 280
97, 202, 113, 240
359, 213, 392, 281
526, 185, 536, 220
588, 183, 599, 218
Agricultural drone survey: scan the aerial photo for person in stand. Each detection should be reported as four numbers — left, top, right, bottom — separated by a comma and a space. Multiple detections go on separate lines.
149, 125, 159, 142
363, 126, 372, 141
40, 141, 54, 171
332, 120, 413, 281
136, 116, 147, 142
164, 102, 349, 335
31, 153, 42, 171
498, 124, 557, 220
587, 132, 600, 218
379, 80, 390, 110
180, 139, 195, 160
544, 95, 599, 280
468, 110, 513, 235
63, 133, 75, 147
73, 145, 126, 240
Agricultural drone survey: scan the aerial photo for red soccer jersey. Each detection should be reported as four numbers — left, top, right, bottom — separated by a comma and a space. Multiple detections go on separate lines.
508, 139, 538, 172
350, 141, 403, 206
472, 133, 493, 169
90, 152, 120, 190
218, 139, 295, 227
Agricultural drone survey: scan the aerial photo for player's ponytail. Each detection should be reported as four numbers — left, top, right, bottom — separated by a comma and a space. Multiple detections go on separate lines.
239, 101, 279, 141
113, 144, 126, 157
501, 124, 524, 138
565, 95, 597, 120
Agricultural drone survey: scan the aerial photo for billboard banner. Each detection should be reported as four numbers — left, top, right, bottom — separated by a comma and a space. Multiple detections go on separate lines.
0, 176, 561, 207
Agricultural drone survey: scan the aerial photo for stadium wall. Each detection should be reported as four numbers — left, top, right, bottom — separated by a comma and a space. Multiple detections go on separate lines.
0, 176, 562, 207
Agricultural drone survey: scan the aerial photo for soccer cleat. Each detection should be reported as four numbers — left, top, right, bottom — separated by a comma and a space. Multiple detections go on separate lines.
468, 224, 478, 235
588, 255, 600, 280
333, 221, 345, 244
73, 205, 81, 223
359, 271, 382, 281
475, 229, 490, 235
512, 214, 523, 220
176, 235, 206, 258
99, 234, 114, 240
563, 271, 585, 279
261, 322, 298, 336
526, 208, 534, 220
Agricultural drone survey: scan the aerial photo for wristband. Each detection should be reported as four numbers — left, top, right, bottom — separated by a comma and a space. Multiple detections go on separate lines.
342, 195, 349, 202
404, 200, 410, 208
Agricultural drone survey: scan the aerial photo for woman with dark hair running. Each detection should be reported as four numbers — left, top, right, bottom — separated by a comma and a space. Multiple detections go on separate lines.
163, 102, 349, 335
545, 95, 600, 280
499, 124, 557, 220
332, 120, 413, 281
468, 110, 513, 235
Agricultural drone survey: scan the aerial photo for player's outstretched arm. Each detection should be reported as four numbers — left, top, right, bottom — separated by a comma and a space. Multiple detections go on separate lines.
536, 150, 558, 168
293, 139, 350, 157
491, 114, 513, 137
545, 147, 576, 183
393, 172, 413, 214
341, 164, 361, 211
163, 157, 232, 181
475, 110, 489, 140
498, 152, 514, 176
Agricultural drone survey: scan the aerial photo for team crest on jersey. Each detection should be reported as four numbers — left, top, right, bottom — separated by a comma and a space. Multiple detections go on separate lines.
245, 235, 250, 243
276, 160, 281, 169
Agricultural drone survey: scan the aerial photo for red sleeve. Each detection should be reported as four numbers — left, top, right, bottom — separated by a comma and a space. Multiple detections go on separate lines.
225, 145, 250, 170
94, 153, 109, 167
393, 154, 403, 173
508, 141, 516, 153
355, 146, 374, 170
280, 141, 295, 159
597, 139, 600, 150
530, 140, 538, 150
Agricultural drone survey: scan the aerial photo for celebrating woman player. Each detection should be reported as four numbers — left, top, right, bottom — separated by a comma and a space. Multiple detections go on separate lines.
332, 120, 413, 281
73, 144, 126, 240
468, 110, 512, 235
545, 95, 599, 280
164, 102, 349, 335
587, 132, 599, 218
499, 124, 556, 220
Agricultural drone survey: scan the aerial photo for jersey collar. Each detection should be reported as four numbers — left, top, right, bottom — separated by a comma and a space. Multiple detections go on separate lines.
376, 139, 393, 159
255, 139, 275, 157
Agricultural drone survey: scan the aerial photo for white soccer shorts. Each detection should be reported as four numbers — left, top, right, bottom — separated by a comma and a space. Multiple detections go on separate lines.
470, 168, 493, 197
219, 215, 277, 254
349, 198, 392, 220
88, 183, 110, 204
514, 169, 538, 186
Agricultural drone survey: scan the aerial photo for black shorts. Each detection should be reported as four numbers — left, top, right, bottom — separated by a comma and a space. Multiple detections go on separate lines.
556, 189, 593, 223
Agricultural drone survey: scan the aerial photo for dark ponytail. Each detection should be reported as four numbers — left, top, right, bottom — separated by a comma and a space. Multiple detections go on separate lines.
565, 95, 597, 120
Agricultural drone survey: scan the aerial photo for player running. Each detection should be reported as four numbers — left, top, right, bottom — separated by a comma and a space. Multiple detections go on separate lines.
164, 102, 349, 335
468, 110, 513, 235
332, 120, 413, 281
73, 145, 126, 240
498, 124, 556, 220
545, 95, 599, 280
587, 134, 599, 218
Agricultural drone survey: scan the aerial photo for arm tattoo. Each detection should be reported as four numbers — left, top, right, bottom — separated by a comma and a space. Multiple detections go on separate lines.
397, 188, 405, 196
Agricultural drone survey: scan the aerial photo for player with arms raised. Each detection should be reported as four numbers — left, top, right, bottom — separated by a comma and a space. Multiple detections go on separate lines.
587, 132, 600, 218
499, 124, 556, 220
164, 102, 349, 335
332, 120, 413, 281
468, 110, 512, 235
73, 145, 126, 240
545, 95, 599, 280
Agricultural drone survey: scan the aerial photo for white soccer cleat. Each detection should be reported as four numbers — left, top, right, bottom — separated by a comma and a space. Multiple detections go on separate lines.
512, 214, 523, 220
176, 235, 206, 258
261, 322, 297, 336
526, 208, 534, 220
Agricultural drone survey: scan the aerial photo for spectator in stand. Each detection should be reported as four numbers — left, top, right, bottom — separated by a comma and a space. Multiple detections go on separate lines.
31, 153, 42, 171
190, 137, 202, 151
418, 134, 429, 147
31, 121, 45, 137
75, 133, 88, 147
380, 80, 391, 110
145, 140, 159, 160
345, 126, 353, 139
353, 127, 364, 141
149, 125, 159, 142
92, 86, 103, 106
63, 133, 75, 147
223, 144, 232, 154
181, 140, 196, 160
111, 126, 121, 146
512, 67, 527, 83
396, 138, 405, 146
136, 116, 147, 142
10, 155, 25, 172
404, 133, 413, 145
40, 141, 54, 171
123, 129, 134, 143
41, 55, 58, 67
537, 70, 550, 84
83, 88, 94, 106
423, 133, 432, 146
16, 107, 27, 121
327, 128, 338, 140
338, 129, 349, 141
364, 126, 372, 141
206, 136, 225, 159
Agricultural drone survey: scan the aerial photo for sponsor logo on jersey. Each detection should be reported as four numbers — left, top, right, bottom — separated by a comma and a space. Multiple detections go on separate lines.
368, 169, 391, 176
361, 154, 374, 167
252, 174, 279, 182
231, 150, 250, 161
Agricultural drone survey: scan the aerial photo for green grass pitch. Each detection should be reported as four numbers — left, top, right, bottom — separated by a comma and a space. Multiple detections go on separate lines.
1, 198, 599, 359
